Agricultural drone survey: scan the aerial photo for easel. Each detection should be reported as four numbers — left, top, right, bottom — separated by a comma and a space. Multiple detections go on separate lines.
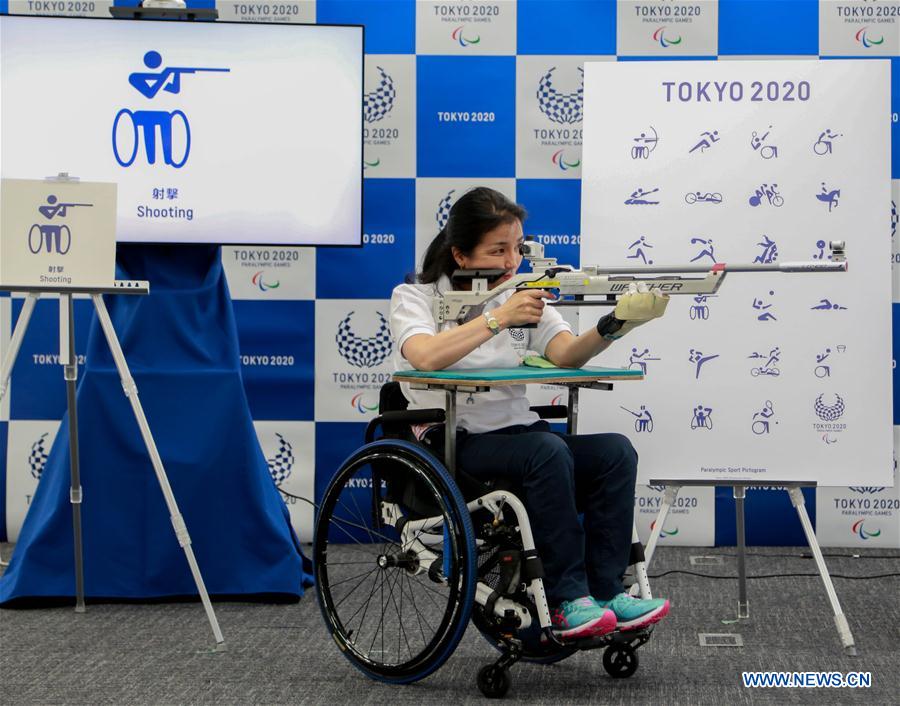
0, 175, 224, 649
0, 282, 225, 649
638, 479, 856, 655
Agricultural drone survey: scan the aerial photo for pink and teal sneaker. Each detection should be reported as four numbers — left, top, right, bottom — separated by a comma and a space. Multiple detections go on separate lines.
551, 596, 617, 640
593, 593, 670, 631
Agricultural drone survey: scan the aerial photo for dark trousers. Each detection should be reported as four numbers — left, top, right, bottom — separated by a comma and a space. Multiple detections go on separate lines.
456, 421, 638, 604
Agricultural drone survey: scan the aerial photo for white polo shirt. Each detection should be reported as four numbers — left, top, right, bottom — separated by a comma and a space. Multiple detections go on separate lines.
390, 275, 572, 433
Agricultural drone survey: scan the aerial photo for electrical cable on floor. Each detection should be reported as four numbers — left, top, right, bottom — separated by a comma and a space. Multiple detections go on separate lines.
718, 551, 899, 560
648, 569, 900, 580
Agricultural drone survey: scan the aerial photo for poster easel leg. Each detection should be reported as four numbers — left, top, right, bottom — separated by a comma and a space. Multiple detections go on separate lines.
629, 484, 679, 597
91, 294, 226, 650
630, 523, 653, 599
734, 486, 749, 619
787, 486, 857, 655
0, 292, 41, 567
60, 294, 86, 612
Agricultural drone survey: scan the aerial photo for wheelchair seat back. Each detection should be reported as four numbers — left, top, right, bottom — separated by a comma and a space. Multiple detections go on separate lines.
369, 382, 503, 516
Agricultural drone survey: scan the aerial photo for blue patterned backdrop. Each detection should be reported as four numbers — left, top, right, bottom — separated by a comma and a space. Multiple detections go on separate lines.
1, 0, 897, 548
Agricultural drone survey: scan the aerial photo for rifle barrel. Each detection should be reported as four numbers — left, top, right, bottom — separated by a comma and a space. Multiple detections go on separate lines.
578, 261, 846, 276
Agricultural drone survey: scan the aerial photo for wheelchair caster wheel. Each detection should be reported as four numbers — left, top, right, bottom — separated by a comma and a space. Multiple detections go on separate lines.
477, 665, 511, 698
603, 645, 638, 678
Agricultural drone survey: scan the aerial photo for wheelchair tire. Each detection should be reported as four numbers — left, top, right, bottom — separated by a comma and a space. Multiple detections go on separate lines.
477, 664, 511, 698
603, 644, 639, 678
314, 439, 477, 684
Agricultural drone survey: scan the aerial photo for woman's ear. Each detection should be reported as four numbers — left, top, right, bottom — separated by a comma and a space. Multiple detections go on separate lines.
450, 246, 466, 268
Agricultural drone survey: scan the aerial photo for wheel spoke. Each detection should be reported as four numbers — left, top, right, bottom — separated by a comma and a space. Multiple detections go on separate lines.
407, 566, 458, 601
328, 501, 400, 545
348, 482, 380, 545
383, 565, 413, 660
326, 566, 379, 590
332, 564, 381, 611
345, 569, 382, 639
403, 570, 434, 646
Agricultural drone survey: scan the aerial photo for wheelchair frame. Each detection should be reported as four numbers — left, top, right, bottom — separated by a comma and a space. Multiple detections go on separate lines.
314, 379, 657, 698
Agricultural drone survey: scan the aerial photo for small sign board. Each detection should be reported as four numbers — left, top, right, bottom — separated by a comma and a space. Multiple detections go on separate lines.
0, 178, 116, 289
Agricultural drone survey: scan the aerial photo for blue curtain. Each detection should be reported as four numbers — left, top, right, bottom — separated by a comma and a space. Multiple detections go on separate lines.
0, 245, 312, 604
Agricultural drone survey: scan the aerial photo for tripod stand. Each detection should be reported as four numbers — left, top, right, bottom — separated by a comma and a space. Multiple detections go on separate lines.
0, 281, 225, 649
636, 479, 856, 655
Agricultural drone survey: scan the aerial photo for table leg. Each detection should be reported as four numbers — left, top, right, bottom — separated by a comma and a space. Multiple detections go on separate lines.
444, 388, 456, 476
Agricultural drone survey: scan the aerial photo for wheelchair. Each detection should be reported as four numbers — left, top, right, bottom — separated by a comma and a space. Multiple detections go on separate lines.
314, 382, 657, 698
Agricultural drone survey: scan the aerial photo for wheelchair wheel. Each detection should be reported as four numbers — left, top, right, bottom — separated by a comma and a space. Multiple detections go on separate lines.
603, 644, 639, 678
314, 440, 477, 684
477, 664, 511, 698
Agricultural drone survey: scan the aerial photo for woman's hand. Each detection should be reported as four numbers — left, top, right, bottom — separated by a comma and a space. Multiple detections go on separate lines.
494, 289, 556, 328
596, 283, 670, 341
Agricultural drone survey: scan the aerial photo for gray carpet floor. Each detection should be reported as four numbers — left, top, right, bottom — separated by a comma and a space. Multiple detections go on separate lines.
1, 543, 898, 705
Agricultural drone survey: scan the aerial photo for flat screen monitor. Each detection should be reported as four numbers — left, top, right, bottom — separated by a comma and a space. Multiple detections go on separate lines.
0, 15, 363, 246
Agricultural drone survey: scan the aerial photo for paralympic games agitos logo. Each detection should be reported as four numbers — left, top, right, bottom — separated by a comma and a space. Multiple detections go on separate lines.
350, 393, 380, 414
113, 50, 229, 169
855, 27, 884, 48
451, 26, 480, 47
851, 520, 881, 540
652, 27, 682, 48
251, 271, 280, 292
650, 520, 679, 538
551, 150, 581, 171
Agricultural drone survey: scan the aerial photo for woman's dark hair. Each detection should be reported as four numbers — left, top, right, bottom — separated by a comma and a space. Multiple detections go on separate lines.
416, 187, 526, 284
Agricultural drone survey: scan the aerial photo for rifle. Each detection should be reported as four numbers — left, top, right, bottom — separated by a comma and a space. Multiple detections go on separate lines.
434, 239, 847, 324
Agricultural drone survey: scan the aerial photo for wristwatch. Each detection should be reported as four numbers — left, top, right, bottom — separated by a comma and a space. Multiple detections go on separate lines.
483, 310, 501, 336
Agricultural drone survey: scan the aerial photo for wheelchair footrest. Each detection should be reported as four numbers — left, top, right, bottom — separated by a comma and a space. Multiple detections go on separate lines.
548, 627, 652, 652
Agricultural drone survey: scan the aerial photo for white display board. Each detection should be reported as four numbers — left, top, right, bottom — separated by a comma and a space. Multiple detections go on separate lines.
0, 178, 116, 288
0, 16, 362, 246
580, 59, 892, 486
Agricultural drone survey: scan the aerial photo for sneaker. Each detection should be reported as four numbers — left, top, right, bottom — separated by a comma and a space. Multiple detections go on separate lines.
551, 596, 617, 640
593, 593, 670, 631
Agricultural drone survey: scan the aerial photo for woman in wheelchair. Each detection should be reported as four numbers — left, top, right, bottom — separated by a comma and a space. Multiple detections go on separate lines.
392, 187, 670, 638
314, 187, 670, 695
